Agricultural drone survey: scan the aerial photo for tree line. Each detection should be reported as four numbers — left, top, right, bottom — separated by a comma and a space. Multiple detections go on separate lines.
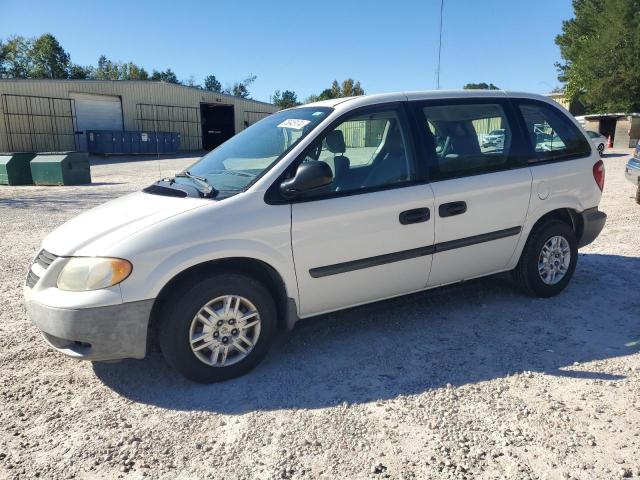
556, 0, 640, 113
0, 33, 258, 98
0, 33, 369, 107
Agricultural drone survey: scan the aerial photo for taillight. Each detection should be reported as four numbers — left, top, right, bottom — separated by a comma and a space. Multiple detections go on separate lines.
593, 160, 605, 191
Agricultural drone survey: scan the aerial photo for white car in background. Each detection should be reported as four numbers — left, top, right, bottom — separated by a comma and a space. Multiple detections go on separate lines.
586, 130, 608, 155
481, 129, 505, 148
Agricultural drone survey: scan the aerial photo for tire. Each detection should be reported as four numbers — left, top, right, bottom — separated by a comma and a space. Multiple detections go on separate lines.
636, 185, 640, 205
512, 220, 578, 298
157, 273, 277, 383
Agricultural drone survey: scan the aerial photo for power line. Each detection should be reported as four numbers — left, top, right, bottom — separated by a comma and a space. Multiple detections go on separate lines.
436, 0, 444, 89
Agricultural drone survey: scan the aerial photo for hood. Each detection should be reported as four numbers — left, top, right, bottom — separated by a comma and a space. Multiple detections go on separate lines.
43, 191, 208, 256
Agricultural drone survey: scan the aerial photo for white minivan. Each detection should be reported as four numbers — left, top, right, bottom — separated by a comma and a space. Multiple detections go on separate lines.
24, 91, 607, 383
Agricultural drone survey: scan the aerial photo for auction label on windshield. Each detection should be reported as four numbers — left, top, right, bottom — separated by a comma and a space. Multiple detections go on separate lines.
277, 119, 311, 130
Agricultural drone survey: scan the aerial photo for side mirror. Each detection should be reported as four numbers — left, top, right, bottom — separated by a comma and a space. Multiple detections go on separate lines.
280, 161, 333, 199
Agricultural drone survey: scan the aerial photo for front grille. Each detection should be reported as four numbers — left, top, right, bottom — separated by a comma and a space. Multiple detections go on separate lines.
35, 249, 58, 269
26, 270, 40, 288
26, 249, 58, 288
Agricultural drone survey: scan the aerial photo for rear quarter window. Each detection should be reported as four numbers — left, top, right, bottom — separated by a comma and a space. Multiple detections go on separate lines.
516, 100, 591, 163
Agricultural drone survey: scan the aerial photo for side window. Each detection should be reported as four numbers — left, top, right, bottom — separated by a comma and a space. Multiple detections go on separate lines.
299, 109, 414, 197
518, 102, 591, 162
418, 103, 514, 180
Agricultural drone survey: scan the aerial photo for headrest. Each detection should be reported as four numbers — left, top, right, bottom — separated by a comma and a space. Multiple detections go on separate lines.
325, 130, 346, 154
385, 127, 404, 155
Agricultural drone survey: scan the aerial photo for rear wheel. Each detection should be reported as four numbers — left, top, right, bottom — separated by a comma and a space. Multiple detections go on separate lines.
513, 220, 578, 297
157, 273, 276, 383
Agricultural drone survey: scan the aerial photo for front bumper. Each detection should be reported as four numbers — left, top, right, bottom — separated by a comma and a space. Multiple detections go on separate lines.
26, 299, 154, 361
577, 207, 607, 248
625, 157, 640, 186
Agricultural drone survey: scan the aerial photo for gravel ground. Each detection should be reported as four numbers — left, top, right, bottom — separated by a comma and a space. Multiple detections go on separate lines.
1, 151, 639, 480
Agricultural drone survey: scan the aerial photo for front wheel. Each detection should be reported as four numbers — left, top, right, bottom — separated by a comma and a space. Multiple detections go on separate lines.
512, 220, 578, 297
157, 273, 277, 383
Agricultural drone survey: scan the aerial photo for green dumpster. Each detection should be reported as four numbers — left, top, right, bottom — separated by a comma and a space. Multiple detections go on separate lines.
0, 153, 36, 185
30, 152, 91, 186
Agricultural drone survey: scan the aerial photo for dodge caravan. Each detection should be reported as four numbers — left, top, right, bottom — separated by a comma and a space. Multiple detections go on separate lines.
24, 91, 607, 383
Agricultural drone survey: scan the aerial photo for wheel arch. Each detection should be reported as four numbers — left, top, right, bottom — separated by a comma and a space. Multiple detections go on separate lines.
529, 208, 584, 242
510, 207, 584, 269
148, 257, 298, 337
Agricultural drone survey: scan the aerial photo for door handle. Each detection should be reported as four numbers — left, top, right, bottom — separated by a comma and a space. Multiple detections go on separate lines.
439, 201, 467, 217
399, 208, 430, 225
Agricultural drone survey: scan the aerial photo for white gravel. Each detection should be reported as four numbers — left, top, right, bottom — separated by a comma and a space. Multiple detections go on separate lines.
1, 151, 639, 480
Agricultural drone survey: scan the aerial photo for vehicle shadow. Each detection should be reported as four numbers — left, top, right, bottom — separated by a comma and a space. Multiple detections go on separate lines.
89, 152, 205, 166
94, 253, 640, 413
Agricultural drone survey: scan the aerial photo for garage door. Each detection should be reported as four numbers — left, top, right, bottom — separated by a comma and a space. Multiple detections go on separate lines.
69, 93, 123, 150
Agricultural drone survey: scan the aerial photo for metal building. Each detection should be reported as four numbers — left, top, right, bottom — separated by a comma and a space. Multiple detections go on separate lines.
0, 79, 279, 153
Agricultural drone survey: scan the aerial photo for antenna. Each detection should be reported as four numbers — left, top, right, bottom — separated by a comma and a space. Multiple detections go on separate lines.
436, 0, 444, 89
153, 104, 162, 179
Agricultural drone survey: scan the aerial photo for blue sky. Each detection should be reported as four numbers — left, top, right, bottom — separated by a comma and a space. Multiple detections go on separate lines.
0, 0, 574, 102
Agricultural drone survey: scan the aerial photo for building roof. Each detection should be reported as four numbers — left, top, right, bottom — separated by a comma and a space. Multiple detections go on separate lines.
0, 78, 275, 107
576, 113, 640, 120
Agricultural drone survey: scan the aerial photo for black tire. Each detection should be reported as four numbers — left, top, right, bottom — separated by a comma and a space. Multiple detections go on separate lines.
512, 220, 578, 298
636, 185, 640, 205
157, 273, 277, 383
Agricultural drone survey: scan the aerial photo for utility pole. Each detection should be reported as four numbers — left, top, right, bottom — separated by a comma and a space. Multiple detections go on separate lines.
436, 0, 444, 89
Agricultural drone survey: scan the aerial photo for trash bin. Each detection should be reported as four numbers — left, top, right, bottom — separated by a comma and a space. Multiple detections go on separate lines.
0, 153, 36, 185
30, 152, 91, 185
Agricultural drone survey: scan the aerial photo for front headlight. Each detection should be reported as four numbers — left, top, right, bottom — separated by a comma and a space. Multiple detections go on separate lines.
57, 257, 132, 291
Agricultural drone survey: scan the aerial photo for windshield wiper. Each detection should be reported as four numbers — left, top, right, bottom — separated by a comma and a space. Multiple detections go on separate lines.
174, 171, 219, 198
207, 169, 256, 178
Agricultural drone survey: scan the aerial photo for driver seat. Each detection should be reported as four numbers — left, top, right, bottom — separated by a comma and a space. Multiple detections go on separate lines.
324, 130, 351, 190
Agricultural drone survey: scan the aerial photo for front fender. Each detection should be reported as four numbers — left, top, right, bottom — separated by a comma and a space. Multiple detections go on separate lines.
119, 238, 298, 305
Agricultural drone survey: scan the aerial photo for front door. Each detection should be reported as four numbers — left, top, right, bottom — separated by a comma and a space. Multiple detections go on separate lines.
410, 99, 532, 287
201, 104, 235, 150
288, 106, 436, 317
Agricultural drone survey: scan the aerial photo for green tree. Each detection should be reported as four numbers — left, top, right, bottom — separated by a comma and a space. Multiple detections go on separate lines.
463, 82, 499, 90
68, 64, 94, 79
271, 90, 300, 108
93, 55, 149, 80
226, 74, 257, 98
28, 33, 70, 78
341, 78, 365, 97
556, 0, 640, 112
204, 74, 222, 92
151, 68, 180, 84
305, 79, 366, 102
0, 35, 32, 78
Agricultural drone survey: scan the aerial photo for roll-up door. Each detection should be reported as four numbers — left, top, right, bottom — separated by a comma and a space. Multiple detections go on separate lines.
70, 93, 123, 150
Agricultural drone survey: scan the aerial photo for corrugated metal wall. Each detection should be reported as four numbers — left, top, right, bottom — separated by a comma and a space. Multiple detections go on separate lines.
0, 80, 278, 152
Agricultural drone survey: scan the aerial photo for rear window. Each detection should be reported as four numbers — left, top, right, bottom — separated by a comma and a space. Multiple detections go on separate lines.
517, 101, 591, 162
417, 102, 514, 180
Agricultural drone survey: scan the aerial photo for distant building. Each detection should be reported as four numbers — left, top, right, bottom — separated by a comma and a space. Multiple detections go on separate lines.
0, 79, 278, 153
575, 113, 640, 149
547, 92, 571, 111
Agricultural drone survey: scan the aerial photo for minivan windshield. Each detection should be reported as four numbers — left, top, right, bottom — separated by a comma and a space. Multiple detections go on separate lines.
183, 107, 332, 192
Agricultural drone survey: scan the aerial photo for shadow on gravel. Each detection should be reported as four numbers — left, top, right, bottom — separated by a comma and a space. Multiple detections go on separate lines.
0, 192, 121, 210
89, 152, 205, 166
94, 253, 640, 413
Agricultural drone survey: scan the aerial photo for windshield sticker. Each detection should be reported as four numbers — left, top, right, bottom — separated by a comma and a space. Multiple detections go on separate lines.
277, 119, 311, 130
